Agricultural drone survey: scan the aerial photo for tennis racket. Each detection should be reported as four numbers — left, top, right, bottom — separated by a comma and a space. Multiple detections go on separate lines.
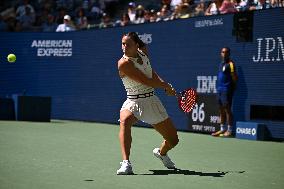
176, 88, 197, 113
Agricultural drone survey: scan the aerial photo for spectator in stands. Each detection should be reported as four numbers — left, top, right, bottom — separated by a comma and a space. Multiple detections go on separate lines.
42, 14, 58, 32
195, 0, 206, 16
179, 3, 191, 18
134, 5, 145, 24
171, 0, 183, 9
98, 12, 114, 28
90, 2, 103, 20
116, 13, 131, 27
156, 5, 171, 21
169, 5, 181, 20
75, 8, 88, 30
212, 47, 238, 137
127, 2, 136, 23
205, 0, 220, 15
149, 9, 158, 22
235, 0, 249, 11
278, 0, 284, 7
16, 0, 35, 18
219, 0, 238, 14
249, 0, 271, 10
1, 0, 281, 32
143, 10, 151, 23
18, 6, 35, 31
161, 0, 172, 10
56, 14, 76, 32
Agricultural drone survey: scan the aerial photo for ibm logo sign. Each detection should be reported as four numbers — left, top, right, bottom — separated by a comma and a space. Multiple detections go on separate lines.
197, 76, 217, 94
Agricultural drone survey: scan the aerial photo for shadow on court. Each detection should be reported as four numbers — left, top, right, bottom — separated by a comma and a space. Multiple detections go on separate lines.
139, 169, 245, 177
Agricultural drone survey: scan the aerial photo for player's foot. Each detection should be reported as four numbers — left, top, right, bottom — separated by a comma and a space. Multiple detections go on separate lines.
222, 130, 232, 137
153, 148, 176, 169
211, 130, 225, 137
116, 160, 134, 175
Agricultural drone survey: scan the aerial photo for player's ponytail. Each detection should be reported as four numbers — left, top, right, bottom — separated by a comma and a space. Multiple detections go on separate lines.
124, 32, 146, 48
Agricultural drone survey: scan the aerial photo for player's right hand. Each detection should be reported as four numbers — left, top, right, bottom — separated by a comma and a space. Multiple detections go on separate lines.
165, 83, 176, 96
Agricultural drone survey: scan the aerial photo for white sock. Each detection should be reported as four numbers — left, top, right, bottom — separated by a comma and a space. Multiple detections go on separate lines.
220, 124, 226, 132
123, 160, 130, 164
227, 125, 232, 132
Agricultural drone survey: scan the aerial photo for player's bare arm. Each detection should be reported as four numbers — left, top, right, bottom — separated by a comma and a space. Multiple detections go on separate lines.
152, 71, 176, 96
118, 58, 170, 89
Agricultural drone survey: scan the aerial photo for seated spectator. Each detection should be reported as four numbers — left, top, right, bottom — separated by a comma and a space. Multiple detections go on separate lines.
249, 0, 271, 10
270, 0, 279, 7
143, 10, 151, 23
219, 0, 238, 14
179, 3, 191, 19
171, 0, 183, 9
134, 5, 145, 24
235, 0, 249, 11
18, 6, 35, 31
115, 13, 131, 27
56, 14, 76, 32
127, 2, 136, 22
98, 13, 114, 28
149, 9, 158, 22
205, 0, 221, 15
161, 0, 172, 10
75, 8, 88, 30
90, 2, 103, 20
16, 0, 35, 18
195, 0, 206, 16
42, 14, 58, 32
156, 5, 171, 21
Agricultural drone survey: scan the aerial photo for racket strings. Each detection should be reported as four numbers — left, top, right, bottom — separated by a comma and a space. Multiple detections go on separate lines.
179, 89, 197, 113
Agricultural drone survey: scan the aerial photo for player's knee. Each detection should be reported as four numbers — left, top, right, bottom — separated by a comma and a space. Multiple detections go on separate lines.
120, 116, 134, 127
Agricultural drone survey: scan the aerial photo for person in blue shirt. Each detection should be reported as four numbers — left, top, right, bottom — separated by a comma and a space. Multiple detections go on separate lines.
212, 47, 238, 137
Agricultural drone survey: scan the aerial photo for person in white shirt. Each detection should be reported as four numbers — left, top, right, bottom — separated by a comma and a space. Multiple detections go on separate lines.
56, 15, 75, 32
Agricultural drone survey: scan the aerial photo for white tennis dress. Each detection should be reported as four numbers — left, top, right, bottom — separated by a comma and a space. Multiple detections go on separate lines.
120, 50, 168, 125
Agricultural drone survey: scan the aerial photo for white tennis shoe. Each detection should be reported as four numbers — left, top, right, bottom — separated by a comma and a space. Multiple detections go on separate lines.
116, 160, 134, 175
153, 148, 176, 169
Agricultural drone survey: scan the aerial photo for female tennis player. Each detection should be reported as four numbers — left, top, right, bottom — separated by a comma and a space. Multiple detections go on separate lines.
117, 32, 179, 175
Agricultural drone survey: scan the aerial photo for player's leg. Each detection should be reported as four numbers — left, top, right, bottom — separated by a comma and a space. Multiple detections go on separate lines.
153, 118, 179, 155
117, 109, 137, 175
119, 109, 137, 160
152, 118, 179, 169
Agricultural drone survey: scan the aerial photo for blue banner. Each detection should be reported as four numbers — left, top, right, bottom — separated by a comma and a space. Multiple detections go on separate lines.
0, 8, 284, 138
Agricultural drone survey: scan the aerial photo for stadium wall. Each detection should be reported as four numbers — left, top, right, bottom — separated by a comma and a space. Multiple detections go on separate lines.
0, 8, 283, 139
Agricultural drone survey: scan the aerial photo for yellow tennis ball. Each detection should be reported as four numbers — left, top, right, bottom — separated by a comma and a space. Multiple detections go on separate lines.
7, 54, 16, 63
